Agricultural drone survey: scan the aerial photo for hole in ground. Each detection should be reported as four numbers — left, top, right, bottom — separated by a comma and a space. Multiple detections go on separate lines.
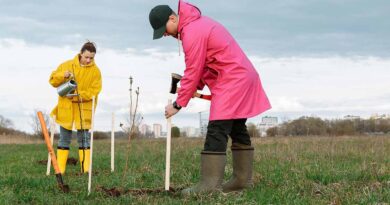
98, 186, 183, 197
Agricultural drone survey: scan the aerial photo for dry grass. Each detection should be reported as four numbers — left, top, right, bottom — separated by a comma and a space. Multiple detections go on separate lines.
0, 134, 43, 144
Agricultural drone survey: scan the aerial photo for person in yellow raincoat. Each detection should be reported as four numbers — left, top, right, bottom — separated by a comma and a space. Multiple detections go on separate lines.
49, 42, 102, 174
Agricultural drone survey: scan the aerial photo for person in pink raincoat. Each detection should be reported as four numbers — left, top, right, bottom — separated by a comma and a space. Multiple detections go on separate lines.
149, 0, 271, 194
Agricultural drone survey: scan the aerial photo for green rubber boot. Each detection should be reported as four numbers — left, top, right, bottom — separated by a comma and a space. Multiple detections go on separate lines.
222, 143, 254, 193
182, 151, 226, 195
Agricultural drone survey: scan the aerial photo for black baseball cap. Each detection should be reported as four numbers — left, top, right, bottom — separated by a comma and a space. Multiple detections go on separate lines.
149, 5, 173, 40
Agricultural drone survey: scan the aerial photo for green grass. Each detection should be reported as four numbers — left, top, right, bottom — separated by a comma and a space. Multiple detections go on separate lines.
0, 136, 389, 204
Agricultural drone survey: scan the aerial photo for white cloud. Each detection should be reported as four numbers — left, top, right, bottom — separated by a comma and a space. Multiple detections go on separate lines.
270, 97, 305, 112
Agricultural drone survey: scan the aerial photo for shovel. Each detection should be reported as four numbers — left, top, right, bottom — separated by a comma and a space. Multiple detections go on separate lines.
37, 111, 70, 193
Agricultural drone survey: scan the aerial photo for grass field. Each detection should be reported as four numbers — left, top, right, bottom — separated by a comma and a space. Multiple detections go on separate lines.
0, 136, 389, 204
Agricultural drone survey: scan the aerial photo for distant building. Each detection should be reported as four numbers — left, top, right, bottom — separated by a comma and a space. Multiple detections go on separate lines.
194, 128, 200, 137
370, 113, 390, 120
161, 132, 167, 137
257, 116, 278, 137
182, 126, 200, 137
153, 123, 162, 138
344, 115, 360, 120
262, 116, 278, 124
139, 124, 151, 135
199, 111, 209, 137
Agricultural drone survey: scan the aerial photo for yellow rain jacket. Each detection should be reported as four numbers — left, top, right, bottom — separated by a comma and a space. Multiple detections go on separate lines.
49, 55, 102, 130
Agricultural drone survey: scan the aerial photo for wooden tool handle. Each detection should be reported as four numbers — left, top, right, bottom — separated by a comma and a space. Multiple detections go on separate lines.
37, 112, 61, 174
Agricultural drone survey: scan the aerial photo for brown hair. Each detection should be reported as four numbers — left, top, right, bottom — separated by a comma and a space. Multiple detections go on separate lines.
80, 41, 97, 53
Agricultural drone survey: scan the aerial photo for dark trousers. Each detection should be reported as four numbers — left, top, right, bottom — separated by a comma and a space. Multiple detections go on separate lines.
204, 119, 251, 152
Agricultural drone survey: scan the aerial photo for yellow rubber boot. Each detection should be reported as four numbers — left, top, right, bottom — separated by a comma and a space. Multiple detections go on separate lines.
57, 149, 69, 174
78, 149, 90, 173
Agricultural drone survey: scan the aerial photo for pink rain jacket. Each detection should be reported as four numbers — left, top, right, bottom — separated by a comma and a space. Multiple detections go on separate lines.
176, 0, 271, 120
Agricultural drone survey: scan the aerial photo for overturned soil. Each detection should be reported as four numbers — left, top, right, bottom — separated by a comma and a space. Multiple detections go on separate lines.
37, 157, 78, 165
72, 170, 99, 176
98, 186, 182, 197
67, 157, 78, 165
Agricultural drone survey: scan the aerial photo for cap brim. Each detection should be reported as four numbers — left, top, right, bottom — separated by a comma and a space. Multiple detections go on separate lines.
153, 26, 166, 40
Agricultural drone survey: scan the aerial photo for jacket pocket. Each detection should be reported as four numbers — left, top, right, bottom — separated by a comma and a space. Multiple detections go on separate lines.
81, 105, 92, 126
57, 100, 72, 124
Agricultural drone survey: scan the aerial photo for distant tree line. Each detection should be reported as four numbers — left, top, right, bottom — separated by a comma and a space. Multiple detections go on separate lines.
266, 116, 390, 137
247, 123, 261, 138
0, 115, 29, 136
4, 113, 388, 139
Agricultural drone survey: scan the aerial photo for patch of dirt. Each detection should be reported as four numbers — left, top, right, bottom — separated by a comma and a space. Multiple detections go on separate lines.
98, 186, 182, 197
37, 160, 47, 165
126, 186, 181, 195
37, 157, 78, 166
99, 187, 121, 197
67, 157, 78, 165
72, 170, 99, 176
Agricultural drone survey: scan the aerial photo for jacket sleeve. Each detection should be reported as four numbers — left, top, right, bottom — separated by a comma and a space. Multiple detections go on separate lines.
176, 31, 208, 107
49, 64, 67, 88
78, 68, 102, 101
196, 79, 206, 90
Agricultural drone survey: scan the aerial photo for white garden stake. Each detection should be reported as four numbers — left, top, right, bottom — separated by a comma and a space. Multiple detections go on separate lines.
165, 99, 172, 191
46, 115, 56, 176
111, 112, 115, 172
88, 96, 95, 195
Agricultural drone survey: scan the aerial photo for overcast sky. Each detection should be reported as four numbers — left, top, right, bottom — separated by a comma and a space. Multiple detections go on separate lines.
0, 0, 389, 133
